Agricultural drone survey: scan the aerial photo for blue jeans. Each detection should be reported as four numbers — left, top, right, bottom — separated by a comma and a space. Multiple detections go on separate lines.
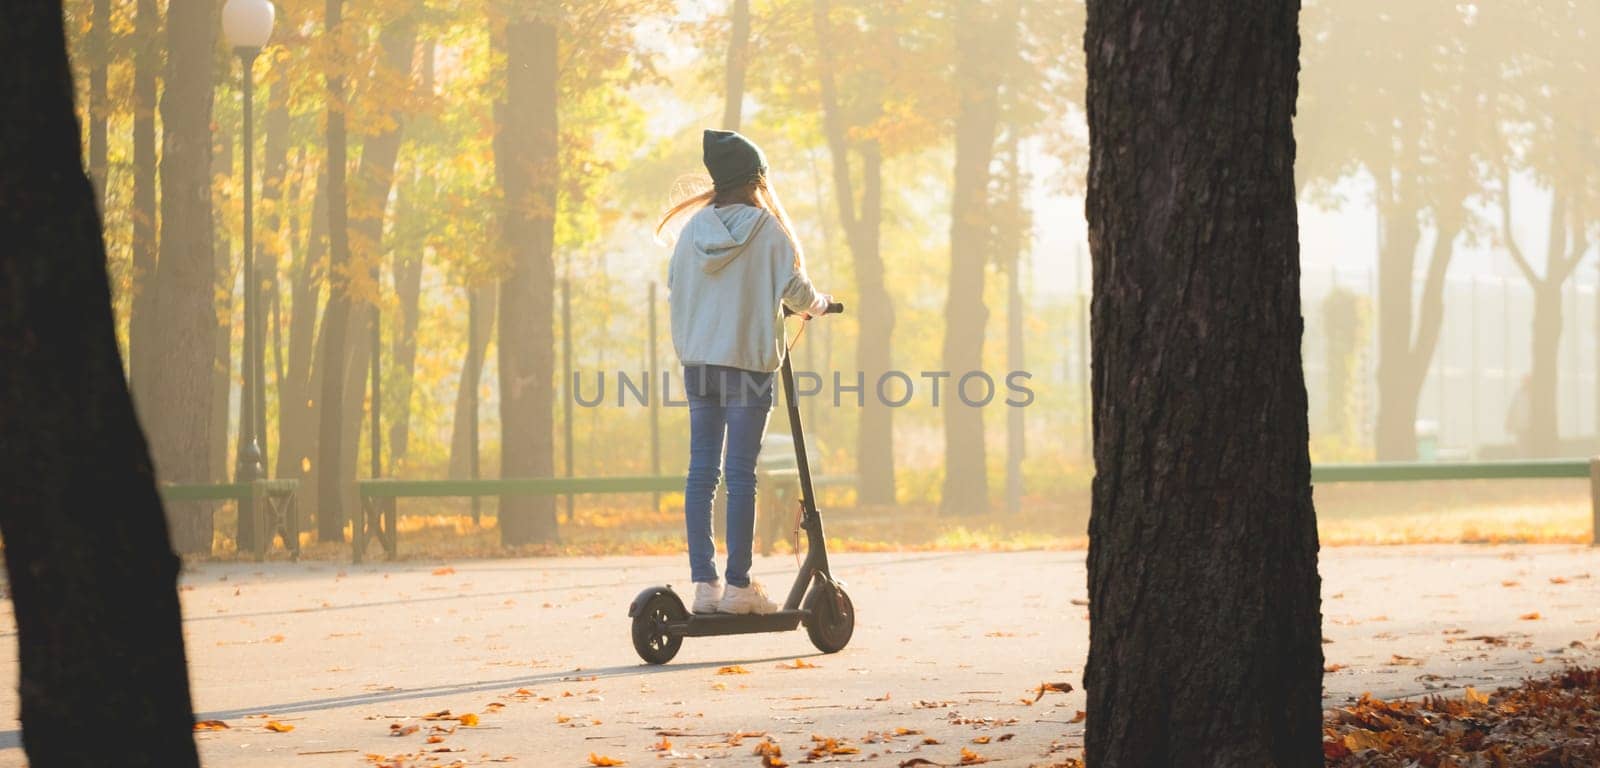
683, 364, 774, 588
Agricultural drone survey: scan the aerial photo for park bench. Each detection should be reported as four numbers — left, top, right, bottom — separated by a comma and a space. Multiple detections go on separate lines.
1312, 458, 1600, 545
353, 473, 860, 563
350, 459, 1600, 563
159, 479, 300, 560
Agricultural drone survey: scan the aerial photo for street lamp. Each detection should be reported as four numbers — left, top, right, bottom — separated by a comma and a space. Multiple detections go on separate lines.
224, 0, 274, 545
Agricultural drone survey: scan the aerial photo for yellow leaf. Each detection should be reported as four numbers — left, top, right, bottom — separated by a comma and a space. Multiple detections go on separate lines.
193, 720, 229, 731
264, 721, 294, 733
716, 665, 750, 675
960, 747, 990, 764
1520, 611, 1542, 621
1464, 687, 1489, 705
458, 713, 480, 727
587, 753, 625, 766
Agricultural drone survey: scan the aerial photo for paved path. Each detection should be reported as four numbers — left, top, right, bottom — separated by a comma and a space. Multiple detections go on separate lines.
0, 545, 1598, 766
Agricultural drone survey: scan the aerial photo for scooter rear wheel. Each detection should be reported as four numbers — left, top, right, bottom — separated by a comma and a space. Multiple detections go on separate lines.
632, 592, 685, 664
804, 582, 854, 654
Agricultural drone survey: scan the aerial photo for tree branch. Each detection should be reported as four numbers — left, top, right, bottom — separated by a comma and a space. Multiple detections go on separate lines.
1499, 168, 1541, 287
812, 0, 858, 239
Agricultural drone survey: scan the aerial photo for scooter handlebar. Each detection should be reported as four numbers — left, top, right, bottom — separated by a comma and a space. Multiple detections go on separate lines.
784, 301, 845, 318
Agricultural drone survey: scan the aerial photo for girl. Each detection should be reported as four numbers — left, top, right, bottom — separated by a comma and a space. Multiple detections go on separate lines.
657, 130, 832, 615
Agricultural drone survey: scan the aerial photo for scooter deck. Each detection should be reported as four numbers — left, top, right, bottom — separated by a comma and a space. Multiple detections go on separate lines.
671, 609, 804, 637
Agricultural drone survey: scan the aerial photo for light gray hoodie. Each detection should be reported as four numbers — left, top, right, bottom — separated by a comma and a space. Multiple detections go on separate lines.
668, 204, 826, 373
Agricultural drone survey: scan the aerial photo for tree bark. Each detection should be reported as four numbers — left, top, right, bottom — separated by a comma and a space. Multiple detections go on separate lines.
389, 42, 433, 472
389, 178, 425, 469
939, 0, 1016, 516
1083, 1, 1323, 766
449, 286, 496, 479
148, 0, 219, 554
316, 0, 353, 541
1529, 280, 1562, 456
1373, 193, 1423, 460
211, 129, 235, 493
722, 0, 750, 130
278, 168, 324, 528
335, 16, 418, 507
127, 0, 160, 413
496, 12, 560, 546
0, 4, 200, 763
814, 0, 896, 505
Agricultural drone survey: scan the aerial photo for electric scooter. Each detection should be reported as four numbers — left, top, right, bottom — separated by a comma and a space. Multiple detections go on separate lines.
628, 301, 853, 664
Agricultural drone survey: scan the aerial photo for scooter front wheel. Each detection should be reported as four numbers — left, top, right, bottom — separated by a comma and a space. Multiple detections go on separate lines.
632, 592, 685, 664
803, 582, 854, 654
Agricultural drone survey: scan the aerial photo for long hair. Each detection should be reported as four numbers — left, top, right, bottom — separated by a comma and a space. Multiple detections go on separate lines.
655, 174, 805, 268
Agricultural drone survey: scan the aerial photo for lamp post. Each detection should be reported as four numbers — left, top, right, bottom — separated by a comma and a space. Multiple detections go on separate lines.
224, 0, 275, 546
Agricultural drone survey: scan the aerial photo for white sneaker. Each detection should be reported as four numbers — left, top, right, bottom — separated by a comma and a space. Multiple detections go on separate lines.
718, 581, 778, 615
692, 581, 722, 614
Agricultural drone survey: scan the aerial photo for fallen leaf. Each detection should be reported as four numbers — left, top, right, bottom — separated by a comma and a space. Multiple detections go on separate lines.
1070, 710, 1087, 724
653, 737, 672, 752
193, 720, 229, 731
433, 567, 456, 576
778, 659, 818, 669
1034, 682, 1074, 702
716, 665, 750, 675
587, 754, 624, 766
959, 747, 989, 765
458, 713, 479, 727
390, 724, 419, 737
264, 721, 294, 733
1520, 612, 1543, 621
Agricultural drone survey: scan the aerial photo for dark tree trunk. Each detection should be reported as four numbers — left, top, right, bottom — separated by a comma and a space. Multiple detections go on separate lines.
450, 286, 496, 479
939, 0, 1016, 516
335, 17, 418, 512
148, 0, 219, 554
496, 13, 560, 546
316, 0, 353, 542
389, 42, 433, 471
87, 0, 109, 204
257, 60, 292, 482
1373, 194, 1423, 461
999, 132, 1024, 516
1517, 193, 1585, 458
1528, 281, 1561, 457
127, 0, 160, 412
278, 166, 324, 538
1083, 1, 1323, 766
277, 169, 324, 503
211, 130, 235, 490
723, 0, 750, 130
0, 5, 200, 763
814, 0, 896, 505
389, 177, 425, 468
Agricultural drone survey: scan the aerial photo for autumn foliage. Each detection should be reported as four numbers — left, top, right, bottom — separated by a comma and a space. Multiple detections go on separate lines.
1324, 668, 1600, 766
